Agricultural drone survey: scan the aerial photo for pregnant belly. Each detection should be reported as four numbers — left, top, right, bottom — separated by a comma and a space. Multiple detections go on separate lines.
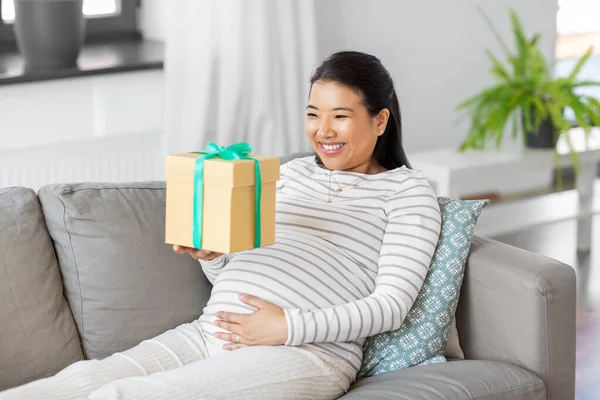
197, 258, 303, 353
198, 238, 371, 347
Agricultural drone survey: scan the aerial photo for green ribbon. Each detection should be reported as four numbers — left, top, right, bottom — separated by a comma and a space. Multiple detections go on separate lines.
191, 142, 262, 249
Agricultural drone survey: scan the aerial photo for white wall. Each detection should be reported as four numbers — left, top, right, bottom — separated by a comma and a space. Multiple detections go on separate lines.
0, 71, 165, 189
0, 72, 164, 151
314, 0, 559, 154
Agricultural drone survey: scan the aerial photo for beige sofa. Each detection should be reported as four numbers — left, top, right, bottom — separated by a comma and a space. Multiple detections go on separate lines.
0, 153, 576, 399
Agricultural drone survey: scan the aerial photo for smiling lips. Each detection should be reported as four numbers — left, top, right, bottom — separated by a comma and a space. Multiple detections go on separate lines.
320, 142, 346, 155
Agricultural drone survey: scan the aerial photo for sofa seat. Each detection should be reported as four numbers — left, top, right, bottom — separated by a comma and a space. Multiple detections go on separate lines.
340, 360, 545, 400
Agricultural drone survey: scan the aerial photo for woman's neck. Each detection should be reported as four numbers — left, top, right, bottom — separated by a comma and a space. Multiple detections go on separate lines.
328, 162, 386, 175
315, 156, 386, 175
342, 161, 385, 175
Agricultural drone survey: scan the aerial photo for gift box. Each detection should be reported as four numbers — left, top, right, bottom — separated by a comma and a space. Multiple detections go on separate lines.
165, 143, 280, 254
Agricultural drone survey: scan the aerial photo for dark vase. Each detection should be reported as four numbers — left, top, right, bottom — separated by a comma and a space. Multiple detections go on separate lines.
13, 0, 85, 71
523, 108, 557, 149
525, 118, 556, 148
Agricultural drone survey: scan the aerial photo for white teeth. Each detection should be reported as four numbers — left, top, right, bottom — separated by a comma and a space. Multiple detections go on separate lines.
323, 143, 344, 151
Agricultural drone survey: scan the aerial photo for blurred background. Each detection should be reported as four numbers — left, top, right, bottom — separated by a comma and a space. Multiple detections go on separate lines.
0, 0, 599, 398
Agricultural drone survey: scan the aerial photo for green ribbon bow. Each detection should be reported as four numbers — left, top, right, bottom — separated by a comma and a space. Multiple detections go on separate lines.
191, 142, 262, 249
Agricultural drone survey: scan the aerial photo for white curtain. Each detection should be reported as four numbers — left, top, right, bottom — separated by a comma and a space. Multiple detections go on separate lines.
164, 0, 318, 157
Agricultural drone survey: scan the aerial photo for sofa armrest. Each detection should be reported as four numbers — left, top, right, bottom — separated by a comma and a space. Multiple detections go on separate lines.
456, 235, 576, 400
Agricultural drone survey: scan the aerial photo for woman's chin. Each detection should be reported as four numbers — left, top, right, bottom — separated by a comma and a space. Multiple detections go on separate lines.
312, 147, 351, 170
320, 158, 347, 171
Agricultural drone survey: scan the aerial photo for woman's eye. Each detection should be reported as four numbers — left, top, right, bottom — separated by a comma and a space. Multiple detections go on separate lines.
306, 113, 317, 118
335, 115, 348, 119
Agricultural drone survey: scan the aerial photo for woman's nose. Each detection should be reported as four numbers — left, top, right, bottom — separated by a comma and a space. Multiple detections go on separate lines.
317, 122, 334, 137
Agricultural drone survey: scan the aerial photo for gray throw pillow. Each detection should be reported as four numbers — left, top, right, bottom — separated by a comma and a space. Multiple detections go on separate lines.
0, 187, 83, 389
38, 182, 213, 360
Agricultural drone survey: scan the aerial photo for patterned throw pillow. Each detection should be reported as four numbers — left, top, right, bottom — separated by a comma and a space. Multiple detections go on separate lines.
358, 197, 489, 378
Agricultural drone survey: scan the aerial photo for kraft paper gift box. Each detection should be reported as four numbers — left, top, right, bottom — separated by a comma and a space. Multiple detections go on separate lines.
165, 143, 280, 254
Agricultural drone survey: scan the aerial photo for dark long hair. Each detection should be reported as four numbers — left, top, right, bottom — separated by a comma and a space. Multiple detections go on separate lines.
309, 51, 411, 170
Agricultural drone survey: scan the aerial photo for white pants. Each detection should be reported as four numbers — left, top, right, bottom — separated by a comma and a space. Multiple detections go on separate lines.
0, 320, 355, 400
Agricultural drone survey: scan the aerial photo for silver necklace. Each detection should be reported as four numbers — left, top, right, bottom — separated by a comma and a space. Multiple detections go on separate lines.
327, 171, 368, 203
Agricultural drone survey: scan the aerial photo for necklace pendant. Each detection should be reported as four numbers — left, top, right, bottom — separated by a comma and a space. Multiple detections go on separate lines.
327, 199, 332, 203
336, 188, 342, 192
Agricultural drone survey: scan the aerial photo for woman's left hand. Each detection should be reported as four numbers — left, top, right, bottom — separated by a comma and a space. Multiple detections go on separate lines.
213, 293, 288, 350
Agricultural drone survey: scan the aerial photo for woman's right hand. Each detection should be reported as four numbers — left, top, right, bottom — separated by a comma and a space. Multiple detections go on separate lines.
173, 244, 223, 261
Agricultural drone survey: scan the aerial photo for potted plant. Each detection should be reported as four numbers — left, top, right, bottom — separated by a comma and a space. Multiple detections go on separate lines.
456, 7, 600, 180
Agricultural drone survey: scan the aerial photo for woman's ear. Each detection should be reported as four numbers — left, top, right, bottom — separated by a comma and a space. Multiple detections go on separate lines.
376, 108, 391, 136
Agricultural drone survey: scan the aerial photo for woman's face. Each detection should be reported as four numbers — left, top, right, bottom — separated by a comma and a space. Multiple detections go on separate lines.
305, 80, 389, 174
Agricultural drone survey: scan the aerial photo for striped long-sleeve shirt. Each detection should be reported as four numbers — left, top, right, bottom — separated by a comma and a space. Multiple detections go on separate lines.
198, 156, 442, 373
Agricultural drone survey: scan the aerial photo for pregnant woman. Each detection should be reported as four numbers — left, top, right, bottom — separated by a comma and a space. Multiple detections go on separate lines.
0, 51, 441, 400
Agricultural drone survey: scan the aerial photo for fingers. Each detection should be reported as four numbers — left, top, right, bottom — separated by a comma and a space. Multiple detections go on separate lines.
213, 331, 245, 345
224, 343, 248, 351
173, 245, 198, 255
189, 249, 212, 260
172, 245, 223, 261
238, 293, 269, 309
191, 250, 223, 261
215, 311, 245, 324
214, 332, 250, 350
173, 244, 189, 254
213, 319, 240, 333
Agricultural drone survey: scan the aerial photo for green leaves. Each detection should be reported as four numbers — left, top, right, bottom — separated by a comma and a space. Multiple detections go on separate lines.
510, 8, 530, 80
568, 47, 593, 83
486, 49, 512, 82
457, 6, 600, 166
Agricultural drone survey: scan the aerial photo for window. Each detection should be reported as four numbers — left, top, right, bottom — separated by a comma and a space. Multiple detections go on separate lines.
2, 0, 123, 21
554, 0, 600, 124
0, 0, 139, 47
557, 0, 600, 36
555, 0, 600, 60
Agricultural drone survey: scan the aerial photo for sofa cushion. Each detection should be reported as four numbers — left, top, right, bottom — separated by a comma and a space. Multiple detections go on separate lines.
0, 187, 83, 390
38, 182, 212, 360
341, 360, 545, 400
359, 198, 489, 377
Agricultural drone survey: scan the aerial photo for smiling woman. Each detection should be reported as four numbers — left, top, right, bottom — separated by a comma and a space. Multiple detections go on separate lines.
0, 51, 442, 400
306, 52, 411, 175
305, 81, 388, 173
